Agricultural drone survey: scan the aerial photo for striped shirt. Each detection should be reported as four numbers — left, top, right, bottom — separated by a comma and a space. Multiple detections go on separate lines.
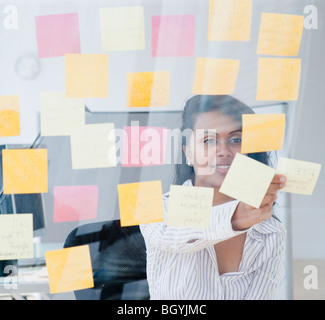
140, 180, 286, 300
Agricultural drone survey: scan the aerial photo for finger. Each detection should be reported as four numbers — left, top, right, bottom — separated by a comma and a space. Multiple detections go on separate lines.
267, 175, 286, 194
272, 174, 286, 188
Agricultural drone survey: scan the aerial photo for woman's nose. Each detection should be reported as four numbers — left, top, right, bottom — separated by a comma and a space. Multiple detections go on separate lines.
216, 141, 232, 157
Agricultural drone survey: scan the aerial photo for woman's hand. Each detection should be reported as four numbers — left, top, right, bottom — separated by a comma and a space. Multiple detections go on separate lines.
231, 174, 286, 231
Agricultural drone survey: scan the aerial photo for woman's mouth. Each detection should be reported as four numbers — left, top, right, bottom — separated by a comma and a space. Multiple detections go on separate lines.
213, 165, 231, 174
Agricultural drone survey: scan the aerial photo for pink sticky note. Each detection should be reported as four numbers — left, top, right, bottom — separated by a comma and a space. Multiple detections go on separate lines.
53, 185, 98, 222
35, 13, 81, 58
152, 14, 195, 57
122, 126, 167, 167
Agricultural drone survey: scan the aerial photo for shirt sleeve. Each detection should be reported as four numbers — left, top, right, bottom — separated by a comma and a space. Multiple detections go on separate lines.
140, 197, 248, 254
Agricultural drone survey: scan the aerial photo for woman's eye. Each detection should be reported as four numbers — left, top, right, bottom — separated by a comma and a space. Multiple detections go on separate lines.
204, 138, 217, 144
229, 138, 242, 143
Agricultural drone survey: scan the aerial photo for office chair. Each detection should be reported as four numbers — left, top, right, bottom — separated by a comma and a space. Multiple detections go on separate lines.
63, 220, 149, 300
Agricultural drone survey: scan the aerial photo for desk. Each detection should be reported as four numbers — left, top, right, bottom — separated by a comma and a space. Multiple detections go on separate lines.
0, 265, 50, 300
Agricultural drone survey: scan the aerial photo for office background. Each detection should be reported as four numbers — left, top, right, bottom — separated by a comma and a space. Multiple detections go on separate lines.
0, 0, 324, 299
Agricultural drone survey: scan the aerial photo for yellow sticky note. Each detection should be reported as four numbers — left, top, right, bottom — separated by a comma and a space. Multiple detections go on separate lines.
45, 245, 94, 294
167, 185, 214, 229
2, 149, 48, 194
241, 113, 286, 153
65, 54, 109, 98
220, 153, 275, 208
257, 13, 304, 56
127, 71, 169, 107
118, 180, 164, 227
0, 214, 33, 260
276, 157, 322, 195
257, 58, 301, 101
100, 6, 145, 51
70, 123, 116, 169
40, 92, 85, 136
208, 0, 252, 41
0, 95, 20, 137
192, 58, 240, 95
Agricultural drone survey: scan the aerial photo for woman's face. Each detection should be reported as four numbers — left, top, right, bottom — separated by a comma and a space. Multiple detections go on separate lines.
184, 110, 244, 189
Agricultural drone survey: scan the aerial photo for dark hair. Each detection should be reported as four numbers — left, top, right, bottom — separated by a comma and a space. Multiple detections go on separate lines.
174, 95, 271, 185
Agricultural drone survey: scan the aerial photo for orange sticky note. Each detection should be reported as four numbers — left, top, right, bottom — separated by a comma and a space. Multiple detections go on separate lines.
2, 149, 48, 194
45, 245, 94, 294
126, 71, 169, 107
192, 58, 240, 95
256, 58, 301, 101
117, 180, 164, 227
208, 0, 252, 41
65, 54, 109, 98
257, 13, 304, 56
241, 113, 286, 153
0, 95, 20, 137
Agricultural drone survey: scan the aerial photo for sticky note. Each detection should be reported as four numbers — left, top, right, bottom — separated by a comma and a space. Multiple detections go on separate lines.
100, 6, 145, 51
70, 123, 116, 169
65, 54, 109, 98
241, 113, 286, 153
126, 71, 169, 107
40, 92, 85, 136
257, 13, 304, 56
0, 214, 33, 260
152, 14, 195, 57
276, 157, 322, 195
0, 95, 20, 137
208, 0, 252, 41
220, 153, 275, 208
192, 58, 240, 95
2, 149, 48, 194
118, 180, 164, 227
45, 245, 94, 294
167, 185, 214, 229
35, 13, 80, 58
122, 126, 167, 167
257, 58, 301, 101
53, 185, 98, 222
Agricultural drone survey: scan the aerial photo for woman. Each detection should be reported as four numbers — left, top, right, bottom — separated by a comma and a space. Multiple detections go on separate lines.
140, 95, 287, 300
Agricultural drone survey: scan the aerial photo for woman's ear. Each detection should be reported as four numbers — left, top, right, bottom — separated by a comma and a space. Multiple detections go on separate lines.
183, 145, 193, 166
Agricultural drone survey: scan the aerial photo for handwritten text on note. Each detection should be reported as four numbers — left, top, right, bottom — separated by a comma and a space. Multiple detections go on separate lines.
257, 12, 304, 56
257, 57, 301, 101
208, 0, 252, 41
2, 149, 48, 194
0, 214, 33, 260
167, 185, 214, 228
45, 245, 94, 294
126, 71, 169, 107
276, 157, 321, 195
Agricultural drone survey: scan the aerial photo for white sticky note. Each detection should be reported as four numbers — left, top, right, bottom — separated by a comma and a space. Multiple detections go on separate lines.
40, 92, 85, 136
167, 185, 214, 228
0, 214, 33, 260
276, 157, 321, 195
70, 123, 117, 169
219, 153, 275, 208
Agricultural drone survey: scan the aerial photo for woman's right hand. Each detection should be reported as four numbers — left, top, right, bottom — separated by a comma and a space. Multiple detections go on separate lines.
231, 174, 286, 231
